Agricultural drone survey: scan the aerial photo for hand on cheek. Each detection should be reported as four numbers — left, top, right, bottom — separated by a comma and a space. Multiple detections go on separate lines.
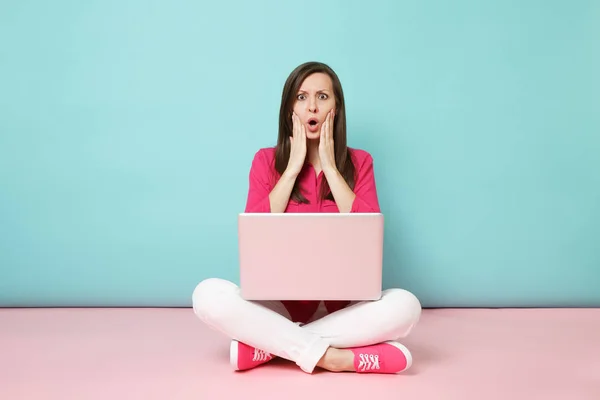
318, 109, 336, 172
287, 112, 307, 176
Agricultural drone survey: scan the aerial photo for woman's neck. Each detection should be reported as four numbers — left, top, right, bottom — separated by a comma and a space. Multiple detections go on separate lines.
307, 139, 321, 172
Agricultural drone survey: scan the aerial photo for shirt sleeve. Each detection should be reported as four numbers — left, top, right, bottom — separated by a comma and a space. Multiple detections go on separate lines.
244, 150, 272, 213
350, 153, 381, 213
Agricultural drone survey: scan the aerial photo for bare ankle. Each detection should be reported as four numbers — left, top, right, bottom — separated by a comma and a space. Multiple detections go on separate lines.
317, 347, 355, 372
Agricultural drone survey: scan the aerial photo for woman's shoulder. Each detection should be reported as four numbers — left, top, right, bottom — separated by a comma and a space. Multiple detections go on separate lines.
250, 146, 373, 167
250, 147, 276, 169
348, 147, 374, 165
249, 147, 278, 180
253, 146, 276, 160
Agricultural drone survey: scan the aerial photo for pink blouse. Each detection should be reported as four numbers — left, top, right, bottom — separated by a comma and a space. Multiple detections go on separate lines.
244, 147, 381, 213
242, 146, 381, 322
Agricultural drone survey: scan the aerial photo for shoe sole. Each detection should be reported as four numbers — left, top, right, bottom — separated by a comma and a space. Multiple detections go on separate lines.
230, 340, 239, 371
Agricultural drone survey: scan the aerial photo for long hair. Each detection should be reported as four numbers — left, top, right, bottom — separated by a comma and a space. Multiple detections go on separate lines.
274, 61, 356, 203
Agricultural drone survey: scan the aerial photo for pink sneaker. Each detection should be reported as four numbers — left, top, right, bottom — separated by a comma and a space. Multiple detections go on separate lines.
230, 340, 274, 371
349, 341, 412, 374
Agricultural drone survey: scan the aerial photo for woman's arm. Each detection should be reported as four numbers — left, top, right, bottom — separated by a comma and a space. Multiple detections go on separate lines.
347, 153, 380, 213
244, 150, 274, 213
318, 111, 380, 213
246, 116, 307, 213
323, 166, 356, 213
268, 169, 298, 213
324, 152, 381, 213
244, 149, 301, 213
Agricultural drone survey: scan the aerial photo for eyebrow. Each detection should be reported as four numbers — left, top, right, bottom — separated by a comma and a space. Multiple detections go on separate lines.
297, 89, 331, 93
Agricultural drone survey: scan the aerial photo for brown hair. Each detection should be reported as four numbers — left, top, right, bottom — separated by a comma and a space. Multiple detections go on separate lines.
274, 61, 356, 203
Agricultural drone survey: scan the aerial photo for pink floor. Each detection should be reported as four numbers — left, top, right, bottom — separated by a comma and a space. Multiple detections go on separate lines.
1, 308, 599, 399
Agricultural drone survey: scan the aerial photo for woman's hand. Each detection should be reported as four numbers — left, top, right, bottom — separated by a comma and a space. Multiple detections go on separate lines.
268, 112, 305, 212
286, 112, 307, 177
319, 109, 337, 174
320, 108, 356, 212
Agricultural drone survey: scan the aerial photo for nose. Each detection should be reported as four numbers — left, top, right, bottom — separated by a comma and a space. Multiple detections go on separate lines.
308, 98, 318, 113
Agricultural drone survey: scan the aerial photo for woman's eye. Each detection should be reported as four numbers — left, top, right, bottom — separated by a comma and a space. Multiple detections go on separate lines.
297, 94, 306, 100
319, 94, 328, 100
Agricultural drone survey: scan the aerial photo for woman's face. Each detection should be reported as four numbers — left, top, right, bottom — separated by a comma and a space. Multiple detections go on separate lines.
292, 72, 336, 140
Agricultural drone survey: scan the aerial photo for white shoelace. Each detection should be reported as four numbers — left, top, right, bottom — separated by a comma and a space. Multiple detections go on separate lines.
357, 353, 381, 371
252, 349, 271, 362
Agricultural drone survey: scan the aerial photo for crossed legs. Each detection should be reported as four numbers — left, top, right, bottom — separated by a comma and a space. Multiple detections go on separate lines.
192, 278, 421, 373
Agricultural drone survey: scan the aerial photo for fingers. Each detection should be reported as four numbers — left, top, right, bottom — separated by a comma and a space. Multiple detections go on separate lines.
325, 113, 329, 144
328, 109, 334, 143
292, 112, 298, 139
322, 110, 332, 145
290, 112, 307, 154
294, 112, 303, 140
291, 112, 298, 151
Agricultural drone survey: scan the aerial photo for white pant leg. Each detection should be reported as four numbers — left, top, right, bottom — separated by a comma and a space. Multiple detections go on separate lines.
192, 278, 329, 373
301, 288, 422, 348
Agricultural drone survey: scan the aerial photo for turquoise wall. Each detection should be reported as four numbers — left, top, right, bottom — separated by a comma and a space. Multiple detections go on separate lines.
1, 1, 599, 307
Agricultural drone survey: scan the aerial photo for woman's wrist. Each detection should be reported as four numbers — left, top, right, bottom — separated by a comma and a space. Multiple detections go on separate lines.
322, 165, 339, 179
282, 168, 300, 180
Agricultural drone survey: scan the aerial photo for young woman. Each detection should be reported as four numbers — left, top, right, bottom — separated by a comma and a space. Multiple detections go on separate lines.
192, 62, 422, 374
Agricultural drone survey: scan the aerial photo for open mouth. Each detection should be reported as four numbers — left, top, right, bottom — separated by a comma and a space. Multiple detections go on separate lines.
306, 118, 319, 132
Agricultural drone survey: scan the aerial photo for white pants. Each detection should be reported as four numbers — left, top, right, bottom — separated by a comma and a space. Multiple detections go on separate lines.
192, 278, 422, 373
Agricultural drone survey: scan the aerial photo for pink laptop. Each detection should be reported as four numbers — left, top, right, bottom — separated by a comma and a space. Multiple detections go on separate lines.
238, 213, 384, 301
